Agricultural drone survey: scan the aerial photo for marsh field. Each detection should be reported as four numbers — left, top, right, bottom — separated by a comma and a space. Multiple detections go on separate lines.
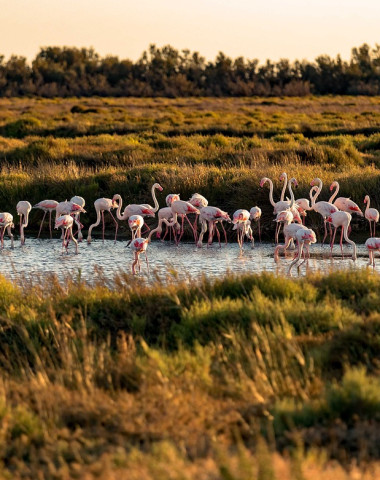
1, 96, 380, 479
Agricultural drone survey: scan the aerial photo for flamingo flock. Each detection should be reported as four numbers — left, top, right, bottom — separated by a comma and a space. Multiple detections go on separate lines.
1, 174, 380, 275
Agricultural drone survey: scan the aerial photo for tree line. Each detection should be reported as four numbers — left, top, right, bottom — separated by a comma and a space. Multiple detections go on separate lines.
1, 43, 380, 97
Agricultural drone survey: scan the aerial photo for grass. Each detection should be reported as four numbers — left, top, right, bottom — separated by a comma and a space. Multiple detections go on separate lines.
0, 269, 379, 477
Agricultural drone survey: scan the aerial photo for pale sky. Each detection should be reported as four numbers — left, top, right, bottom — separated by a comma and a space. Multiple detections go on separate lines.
0, 0, 379, 63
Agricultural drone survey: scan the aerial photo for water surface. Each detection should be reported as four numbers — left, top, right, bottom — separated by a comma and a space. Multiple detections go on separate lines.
0, 237, 374, 284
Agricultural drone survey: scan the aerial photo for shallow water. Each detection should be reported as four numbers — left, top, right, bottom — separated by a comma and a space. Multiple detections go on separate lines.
0, 237, 375, 284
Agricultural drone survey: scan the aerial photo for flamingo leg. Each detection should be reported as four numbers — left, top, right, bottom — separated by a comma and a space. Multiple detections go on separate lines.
37, 212, 47, 239
70, 227, 79, 254
321, 219, 328, 245
184, 214, 197, 243
375, 222, 377, 237
215, 223, 221, 247
101, 211, 105, 243
162, 224, 169, 242
132, 253, 138, 275
7, 226, 14, 249
108, 211, 119, 243
145, 252, 149, 274
257, 219, 261, 243
275, 222, 280, 244
19, 214, 23, 245
207, 221, 213, 246
369, 220, 373, 238
330, 227, 337, 256
176, 215, 185, 244
193, 214, 199, 242
339, 226, 344, 258
49, 211, 53, 239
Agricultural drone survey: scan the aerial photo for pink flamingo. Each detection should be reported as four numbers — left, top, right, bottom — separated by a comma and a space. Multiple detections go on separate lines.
127, 219, 174, 274
288, 228, 317, 275
112, 195, 156, 233
156, 207, 180, 241
364, 195, 379, 237
16, 201, 31, 245
326, 211, 356, 260
87, 198, 119, 244
170, 200, 200, 244
114, 183, 162, 234
55, 215, 78, 254
196, 207, 231, 248
310, 178, 339, 244
189, 193, 208, 239
0, 213, 14, 249
294, 197, 312, 224
232, 209, 252, 249
33, 200, 58, 239
329, 181, 363, 216
56, 201, 86, 240
274, 210, 309, 261
249, 206, 262, 242
365, 237, 380, 266
128, 215, 144, 239
140, 183, 164, 213
70, 195, 86, 241
261, 176, 301, 243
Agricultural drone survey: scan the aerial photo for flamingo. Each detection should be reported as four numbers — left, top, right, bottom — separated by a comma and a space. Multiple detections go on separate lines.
310, 178, 339, 244
170, 200, 200, 244
232, 209, 252, 249
87, 198, 119, 244
329, 181, 363, 216
0, 213, 14, 249
364, 195, 379, 237
140, 183, 164, 213
288, 228, 317, 275
166, 194, 180, 207
196, 207, 231, 248
70, 195, 86, 241
127, 219, 174, 274
117, 183, 162, 234
56, 201, 86, 240
274, 210, 309, 261
156, 207, 180, 242
326, 211, 356, 260
128, 215, 144, 239
33, 200, 58, 239
112, 194, 155, 233
16, 201, 32, 245
294, 198, 312, 224
189, 193, 209, 238
55, 215, 78, 254
261, 176, 301, 243
365, 237, 380, 267
249, 206, 262, 242
279, 172, 288, 201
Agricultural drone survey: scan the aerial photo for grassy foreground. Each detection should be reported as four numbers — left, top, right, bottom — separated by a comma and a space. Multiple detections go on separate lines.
0, 269, 379, 478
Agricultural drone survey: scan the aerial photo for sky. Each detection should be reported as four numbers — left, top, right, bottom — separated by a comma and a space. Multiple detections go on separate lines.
0, 0, 379, 63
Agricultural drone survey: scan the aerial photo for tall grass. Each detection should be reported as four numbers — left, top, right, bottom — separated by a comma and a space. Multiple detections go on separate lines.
0, 269, 379, 477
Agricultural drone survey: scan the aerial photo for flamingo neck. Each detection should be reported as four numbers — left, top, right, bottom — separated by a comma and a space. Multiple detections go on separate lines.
343, 223, 357, 259
365, 197, 370, 214
114, 195, 124, 220
280, 173, 287, 201
288, 180, 295, 209
266, 179, 275, 207
151, 185, 160, 213
328, 182, 339, 203
311, 179, 322, 207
